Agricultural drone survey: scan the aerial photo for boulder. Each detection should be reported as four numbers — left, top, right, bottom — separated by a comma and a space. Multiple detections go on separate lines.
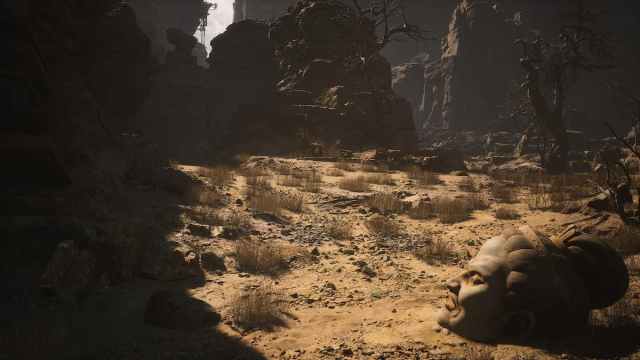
140, 241, 201, 281
201, 250, 226, 272
144, 290, 221, 331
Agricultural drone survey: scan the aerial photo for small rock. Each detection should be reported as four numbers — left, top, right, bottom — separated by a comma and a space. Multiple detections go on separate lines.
187, 223, 211, 238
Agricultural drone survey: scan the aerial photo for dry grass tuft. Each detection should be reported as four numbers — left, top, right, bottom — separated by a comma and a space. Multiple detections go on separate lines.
280, 192, 305, 213
490, 182, 518, 203
458, 176, 479, 193
239, 166, 270, 178
495, 206, 520, 220
325, 168, 345, 177
461, 344, 496, 360
339, 176, 370, 192
408, 201, 435, 220
367, 193, 405, 214
433, 198, 471, 224
226, 210, 252, 233
365, 214, 400, 237
249, 192, 283, 216
277, 175, 303, 188
590, 293, 640, 329
301, 171, 323, 193
325, 217, 353, 240
465, 193, 489, 211
413, 236, 457, 264
196, 189, 225, 206
196, 166, 234, 186
190, 206, 225, 226
229, 282, 288, 330
365, 173, 395, 186
335, 161, 354, 171
361, 163, 389, 173
609, 226, 640, 255
234, 238, 288, 275
407, 166, 442, 187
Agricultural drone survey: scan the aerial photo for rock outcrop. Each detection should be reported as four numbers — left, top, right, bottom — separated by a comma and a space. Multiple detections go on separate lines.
421, 0, 518, 132
207, 1, 418, 153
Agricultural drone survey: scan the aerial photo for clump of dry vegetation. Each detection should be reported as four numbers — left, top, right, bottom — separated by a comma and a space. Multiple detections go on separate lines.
234, 238, 288, 275
490, 182, 518, 203
339, 176, 370, 192
590, 293, 640, 329
281, 192, 305, 213
465, 193, 489, 211
196, 166, 234, 186
249, 192, 283, 216
325, 217, 353, 240
365, 214, 400, 237
335, 161, 354, 171
367, 193, 405, 214
277, 175, 303, 188
413, 236, 457, 264
433, 197, 471, 223
361, 162, 389, 173
458, 176, 479, 192
365, 173, 395, 185
408, 201, 435, 220
226, 210, 252, 234
406, 166, 442, 187
196, 189, 225, 206
229, 282, 288, 330
325, 168, 345, 177
495, 206, 520, 220
239, 166, 270, 178
189, 206, 225, 226
300, 171, 323, 193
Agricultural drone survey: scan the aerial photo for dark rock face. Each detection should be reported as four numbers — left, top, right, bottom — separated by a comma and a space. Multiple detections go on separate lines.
421, 0, 518, 132
206, 2, 417, 153
144, 290, 221, 331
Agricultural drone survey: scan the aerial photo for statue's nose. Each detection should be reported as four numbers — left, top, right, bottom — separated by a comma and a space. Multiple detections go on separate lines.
446, 279, 461, 294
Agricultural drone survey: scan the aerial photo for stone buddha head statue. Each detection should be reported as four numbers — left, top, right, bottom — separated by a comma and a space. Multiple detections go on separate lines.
437, 226, 629, 341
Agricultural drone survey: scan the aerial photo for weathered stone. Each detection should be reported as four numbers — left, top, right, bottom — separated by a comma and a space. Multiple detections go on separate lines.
140, 241, 201, 280
201, 250, 226, 272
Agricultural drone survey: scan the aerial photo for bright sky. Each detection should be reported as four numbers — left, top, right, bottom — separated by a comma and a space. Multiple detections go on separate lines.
197, 0, 234, 53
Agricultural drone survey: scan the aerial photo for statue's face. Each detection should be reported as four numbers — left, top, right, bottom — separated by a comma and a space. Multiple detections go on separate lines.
437, 236, 509, 341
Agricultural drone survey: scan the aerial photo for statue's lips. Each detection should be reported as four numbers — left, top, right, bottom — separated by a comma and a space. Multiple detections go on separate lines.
445, 293, 461, 316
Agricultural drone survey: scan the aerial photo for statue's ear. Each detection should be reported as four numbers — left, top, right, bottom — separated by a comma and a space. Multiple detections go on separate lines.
503, 311, 536, 339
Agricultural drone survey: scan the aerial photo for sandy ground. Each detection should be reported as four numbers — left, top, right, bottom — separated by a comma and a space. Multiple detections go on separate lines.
37, 157, 639, 360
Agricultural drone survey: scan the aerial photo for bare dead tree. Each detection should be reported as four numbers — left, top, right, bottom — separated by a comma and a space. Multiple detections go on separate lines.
515, 0, 614, 173
351, 0, 430, 50
604, 122, 640, 220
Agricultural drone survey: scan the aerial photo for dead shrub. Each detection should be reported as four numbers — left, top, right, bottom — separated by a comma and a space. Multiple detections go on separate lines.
490, 182, 517, 203
365, 214, 400, 237
367, 193, 405, 214
245, 176, 273, 198
190, 206, 225, 226
196, 166, 234, 186
280, 192, 304, 213
339, 176, 370, 192
433, 198, 471, 224
197, 189, 225, 206
301, 171, 323, 193
413, 236, 456, 264
609, 226, 640, 255
229, 282, 288, 330
239, 166, 270, 178
408, 201, 435, 220
234, 238, 288, 275
226, 210, 252, 233
335, 161, 354, 171
495, 206, 520, 220
325, 217, 353, 240
465, 193, 489, 211
362, 163, 389, 173
590, 293, 640, 329
277, 175, 303, 188
625, 255, 640, 275
249, 192, 283, 216
458, 176, 479, 192
325, 168, 345, 177
407, 166, 442, 187
527, 182, 552, 210
365, 173, 395, 186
